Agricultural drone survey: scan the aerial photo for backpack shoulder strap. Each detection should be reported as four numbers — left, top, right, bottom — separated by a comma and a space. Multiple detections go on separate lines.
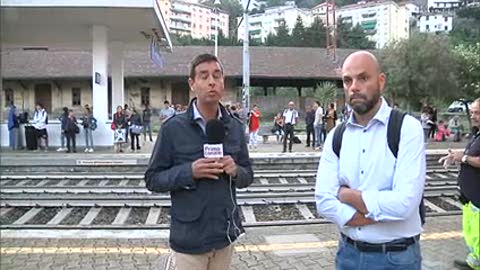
332, 122, 347, 158
387, 109, 407, 158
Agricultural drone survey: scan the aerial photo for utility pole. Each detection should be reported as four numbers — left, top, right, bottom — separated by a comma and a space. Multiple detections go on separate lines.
326, 0, 337, 62
242, 0, 250, 114
214, 0, 221, 57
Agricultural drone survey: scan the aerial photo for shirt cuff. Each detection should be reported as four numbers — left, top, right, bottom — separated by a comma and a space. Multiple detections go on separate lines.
362, 190, 380, 220
336, 203, 357, 228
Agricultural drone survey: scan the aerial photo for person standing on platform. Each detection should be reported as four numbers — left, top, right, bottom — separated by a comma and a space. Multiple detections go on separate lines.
143, 103, 153, 143
145, 54, 253, 270
57, 107, 69, 152
160, 100, 175, 124
305, 104, 316, 148
282, 101, 299, 153
32, 103, 49, 152
248, 105, 261, 150
7, 103, 19, 150
64, 109, 79, 153
315, 51, 426, 270
113, 105, 127, 153
440, 98, 480, 270
313, 101, 324, 150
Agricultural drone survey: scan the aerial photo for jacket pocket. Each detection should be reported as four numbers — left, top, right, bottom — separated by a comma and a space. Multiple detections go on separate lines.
170, 192, 207, 250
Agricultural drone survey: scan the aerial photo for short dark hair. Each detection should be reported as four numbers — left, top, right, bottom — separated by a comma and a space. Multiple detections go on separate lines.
189, 54, 223, 79
315, 101, 320, 106
164, 100, 170, 105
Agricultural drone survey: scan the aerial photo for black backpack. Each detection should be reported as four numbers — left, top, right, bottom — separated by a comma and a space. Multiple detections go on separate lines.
332, 109, 426, 225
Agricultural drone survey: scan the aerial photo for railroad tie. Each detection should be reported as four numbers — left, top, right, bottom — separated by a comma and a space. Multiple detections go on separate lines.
0, 208, 13, 217
47, 208, 73, 225
13, 208, 43, 225
297, 177, 308, 184
112, 207, 132, 225
118, 180, 129, 186
145, 207, 162, 225
79, 207, 102, 225
259, 178, 269, 185
423, 199, 447, 213
241, 206, 257, 223
295, 204, 315, 220
278, 178, 288, 184
76, 180, 90, 187
35, 179, 51, 187
440, 197, 463, 209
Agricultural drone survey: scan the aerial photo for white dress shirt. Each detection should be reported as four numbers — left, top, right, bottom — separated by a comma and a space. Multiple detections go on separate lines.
32, 109, 47, 130
315, 98, 426, 243
314, 107, 324, 125
283, 109, 298, 125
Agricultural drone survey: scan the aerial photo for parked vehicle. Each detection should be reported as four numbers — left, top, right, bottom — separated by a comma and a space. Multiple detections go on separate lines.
447, 100, 472, 113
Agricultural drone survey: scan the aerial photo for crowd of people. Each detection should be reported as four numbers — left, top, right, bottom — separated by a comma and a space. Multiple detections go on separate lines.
420, 104, 465, 143
6, 100, 190, 153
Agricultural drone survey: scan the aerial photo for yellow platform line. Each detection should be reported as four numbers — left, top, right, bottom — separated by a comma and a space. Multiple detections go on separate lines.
0, 231, 462, 255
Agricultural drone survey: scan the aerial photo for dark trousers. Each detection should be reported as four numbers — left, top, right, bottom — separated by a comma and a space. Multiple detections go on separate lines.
66, 132, 76, 152
428, 124, 437, 139
283, 124, 294, 152
306, 124, 315, 147
130, 133, 140, 150
143, 122, 153, 141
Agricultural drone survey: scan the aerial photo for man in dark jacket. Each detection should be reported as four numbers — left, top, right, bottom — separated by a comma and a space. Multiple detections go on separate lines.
145, 54, 253, 270
8, 103, 19, 150
440, 98, 480, 270
305, 104, 315, 148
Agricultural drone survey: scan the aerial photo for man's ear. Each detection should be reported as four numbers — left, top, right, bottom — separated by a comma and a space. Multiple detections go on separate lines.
378, 72, 386, 93
188, 78, 195, 93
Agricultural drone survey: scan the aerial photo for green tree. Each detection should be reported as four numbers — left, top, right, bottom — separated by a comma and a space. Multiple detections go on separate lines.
336, 18, 376, 49
304, 17, 327, 47
291, 16, 306, 46
380, 33, 459, 111
452, 42, 480, 98
218, 30, 242, 46
315, 82, 337, 106
271, 20, 292, 46
450, 6, 480, 45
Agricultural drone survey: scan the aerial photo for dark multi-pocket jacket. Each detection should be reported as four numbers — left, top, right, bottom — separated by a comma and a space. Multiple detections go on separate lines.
145, 99, 254, 254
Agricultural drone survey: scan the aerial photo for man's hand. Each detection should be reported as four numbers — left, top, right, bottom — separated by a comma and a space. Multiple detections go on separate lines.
337, 186, 369, 214
438, 149, 463, 169
192, 158, 224, 180
219, 155, 238, 177
346, 211, 376, 227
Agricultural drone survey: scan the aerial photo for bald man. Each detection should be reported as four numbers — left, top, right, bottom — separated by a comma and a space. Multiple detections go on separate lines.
315, 51, 425, 270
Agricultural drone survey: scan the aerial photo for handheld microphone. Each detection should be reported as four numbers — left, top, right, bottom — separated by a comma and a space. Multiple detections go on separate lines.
204, 119, 225, 158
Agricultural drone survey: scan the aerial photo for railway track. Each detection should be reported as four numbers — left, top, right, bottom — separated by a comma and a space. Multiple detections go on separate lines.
0, 169, 463, 229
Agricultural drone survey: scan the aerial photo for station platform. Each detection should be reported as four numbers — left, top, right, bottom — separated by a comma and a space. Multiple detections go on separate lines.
0, 215, 466, 270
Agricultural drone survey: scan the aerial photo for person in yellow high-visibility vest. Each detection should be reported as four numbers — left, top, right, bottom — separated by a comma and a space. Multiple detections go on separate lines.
440, 98, 480, 270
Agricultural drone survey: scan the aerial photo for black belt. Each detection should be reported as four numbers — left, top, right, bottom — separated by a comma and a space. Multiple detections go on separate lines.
341, 234, 419, 253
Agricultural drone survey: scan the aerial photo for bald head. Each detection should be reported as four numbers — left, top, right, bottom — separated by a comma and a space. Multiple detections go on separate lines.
343, 51, 381, 74
342, 50, 385, 116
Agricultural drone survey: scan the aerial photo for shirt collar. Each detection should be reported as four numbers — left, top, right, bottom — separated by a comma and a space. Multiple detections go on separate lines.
347, 96, 391, 127
192, 101, 222, 122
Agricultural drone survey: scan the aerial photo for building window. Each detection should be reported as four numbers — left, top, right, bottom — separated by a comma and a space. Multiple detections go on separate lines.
4, 88, 14, 107
426, 16, 429, 20
444, 17, 448, 22
141, 87, 150, 106
444, 25, 448, 30
72, 87, 81, 106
